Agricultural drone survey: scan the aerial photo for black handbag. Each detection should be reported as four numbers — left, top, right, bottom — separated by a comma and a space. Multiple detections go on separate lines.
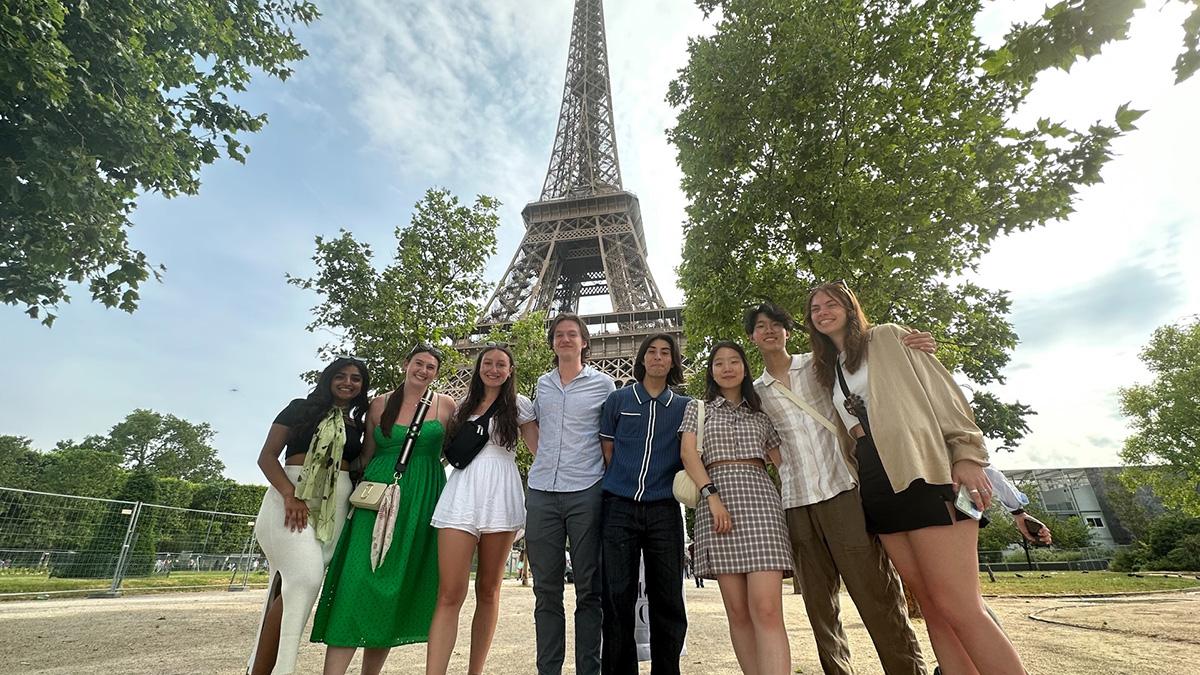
835, 360, 871, 437
444, 399, 501, 470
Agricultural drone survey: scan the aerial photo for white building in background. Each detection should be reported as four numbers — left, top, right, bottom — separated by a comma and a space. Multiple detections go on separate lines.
1001, 467, 1136, 547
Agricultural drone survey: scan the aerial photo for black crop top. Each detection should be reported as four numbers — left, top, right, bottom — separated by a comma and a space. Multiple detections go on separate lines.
274, 399, 364, 461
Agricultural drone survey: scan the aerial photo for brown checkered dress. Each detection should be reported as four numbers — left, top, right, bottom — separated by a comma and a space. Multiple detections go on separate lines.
680, 397, 793, 578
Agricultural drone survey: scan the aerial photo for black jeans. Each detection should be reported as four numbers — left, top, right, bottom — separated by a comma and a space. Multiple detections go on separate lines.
601, 493, 687, 675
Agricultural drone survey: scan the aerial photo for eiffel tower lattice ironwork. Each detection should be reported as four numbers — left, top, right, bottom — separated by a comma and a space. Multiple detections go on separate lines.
453, 0, 683, 391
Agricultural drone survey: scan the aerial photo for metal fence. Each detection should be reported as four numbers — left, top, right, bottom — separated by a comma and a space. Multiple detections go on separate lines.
978, 545, 1123, 573
0, 486, 264, 600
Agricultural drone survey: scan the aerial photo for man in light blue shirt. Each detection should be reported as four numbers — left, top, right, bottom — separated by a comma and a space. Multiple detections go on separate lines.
528, 313, 615, 675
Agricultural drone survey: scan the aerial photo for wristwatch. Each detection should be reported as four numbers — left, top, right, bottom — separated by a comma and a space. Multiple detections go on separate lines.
700, 483, 719, 499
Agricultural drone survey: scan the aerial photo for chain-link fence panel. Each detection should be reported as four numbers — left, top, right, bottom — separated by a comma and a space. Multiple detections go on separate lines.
0, 487, 138, 597
0, 487, 265, 599
131, 502, 263, 590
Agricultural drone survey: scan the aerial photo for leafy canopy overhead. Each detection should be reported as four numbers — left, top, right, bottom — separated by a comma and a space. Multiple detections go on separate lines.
1, 0, 319, 325
667, 0, 1158, 447
985, 0, 1200, 86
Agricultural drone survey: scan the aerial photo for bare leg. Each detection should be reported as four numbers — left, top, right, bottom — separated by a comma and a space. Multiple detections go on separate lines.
322, 647, 357, 675
426, 528, 478, 675
361, 647, 391, 675
881, 533, 977, 675
906, 520, 1024, 675
745, 571, 791, 675
249, 577, 283, 675
716, 574, 759, 675
469, 530, 517, 675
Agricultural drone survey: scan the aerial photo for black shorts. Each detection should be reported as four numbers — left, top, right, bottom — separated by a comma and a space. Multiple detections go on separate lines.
855, 434, 985, 535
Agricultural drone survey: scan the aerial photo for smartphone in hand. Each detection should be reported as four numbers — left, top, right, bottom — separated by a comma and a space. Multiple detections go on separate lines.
954, 485, 984, 520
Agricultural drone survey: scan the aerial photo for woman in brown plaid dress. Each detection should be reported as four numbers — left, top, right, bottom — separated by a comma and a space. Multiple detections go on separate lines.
680, 341, 793, 675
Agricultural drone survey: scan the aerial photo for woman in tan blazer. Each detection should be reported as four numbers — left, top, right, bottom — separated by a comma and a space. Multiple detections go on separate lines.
805, 281, 1025, 675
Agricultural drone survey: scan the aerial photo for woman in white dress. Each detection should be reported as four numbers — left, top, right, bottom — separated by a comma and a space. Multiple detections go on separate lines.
425, 344, 538, 675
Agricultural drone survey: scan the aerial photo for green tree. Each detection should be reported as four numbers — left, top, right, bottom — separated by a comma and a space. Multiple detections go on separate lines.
191, 480, 267, 517
104, 409, 225, 482
190, 481, 267, 554
667, 0, 1142, 446
1103, 470, 1157, 542
1119, 318, 1200, 516
289, 188, 500, 391
0, 435, 42, 489
989, 1, 1200, 87
1, 0, 319, 325
38, 438, 127, 498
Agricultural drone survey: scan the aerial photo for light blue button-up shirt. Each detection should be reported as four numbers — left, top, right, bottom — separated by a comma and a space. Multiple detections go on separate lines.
529, 365, 616, 492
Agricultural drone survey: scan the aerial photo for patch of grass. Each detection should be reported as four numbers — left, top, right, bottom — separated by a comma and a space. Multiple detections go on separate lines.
0, 570, 271, 598
981, 571, 1200, 596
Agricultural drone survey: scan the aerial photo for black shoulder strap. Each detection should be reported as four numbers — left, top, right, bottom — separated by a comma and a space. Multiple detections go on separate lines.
476, 397, 502, 425
394, 388, 435, 477
835, 359, 871, 436
834, 359, 852, 398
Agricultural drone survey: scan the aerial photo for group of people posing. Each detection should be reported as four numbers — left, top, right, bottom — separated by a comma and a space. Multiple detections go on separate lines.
247, 281, 1032, 675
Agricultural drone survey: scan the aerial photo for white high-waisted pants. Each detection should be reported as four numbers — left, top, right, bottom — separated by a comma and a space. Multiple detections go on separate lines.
246, 466, 351, 675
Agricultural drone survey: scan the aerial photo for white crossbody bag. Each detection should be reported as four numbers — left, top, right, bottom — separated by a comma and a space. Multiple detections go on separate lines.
672, 401, 705, 508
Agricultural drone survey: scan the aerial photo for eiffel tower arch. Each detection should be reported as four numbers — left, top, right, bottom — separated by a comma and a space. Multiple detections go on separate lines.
449, 0, 684, 395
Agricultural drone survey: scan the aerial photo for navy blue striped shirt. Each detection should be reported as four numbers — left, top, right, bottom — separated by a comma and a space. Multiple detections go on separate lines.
599, 383, 692, 502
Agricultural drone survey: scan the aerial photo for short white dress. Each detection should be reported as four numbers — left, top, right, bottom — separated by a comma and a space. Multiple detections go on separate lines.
431, 394, 535, 537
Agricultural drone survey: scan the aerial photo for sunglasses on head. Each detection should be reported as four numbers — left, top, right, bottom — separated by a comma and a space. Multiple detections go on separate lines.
409, 342, 445, 361
811, 279, 850, 293
333, 353, 366, 364
484, 341, 510, 349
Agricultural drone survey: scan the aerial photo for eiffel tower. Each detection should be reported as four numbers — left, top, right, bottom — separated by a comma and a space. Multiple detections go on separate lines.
452, 0, 683, 391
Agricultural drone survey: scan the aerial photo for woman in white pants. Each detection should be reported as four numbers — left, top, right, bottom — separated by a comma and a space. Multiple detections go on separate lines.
246, 357, 370, 675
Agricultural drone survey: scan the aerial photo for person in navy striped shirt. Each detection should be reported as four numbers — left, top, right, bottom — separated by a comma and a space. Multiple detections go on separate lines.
598, 333, 692, 675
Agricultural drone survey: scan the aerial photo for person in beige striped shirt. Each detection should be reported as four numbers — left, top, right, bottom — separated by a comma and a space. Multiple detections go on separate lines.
746, 301, 933, 675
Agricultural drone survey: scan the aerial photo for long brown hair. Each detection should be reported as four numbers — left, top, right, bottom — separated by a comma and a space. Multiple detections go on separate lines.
805, 282, 872, 392
380, 344, 443, 438
449, 345, 520, 448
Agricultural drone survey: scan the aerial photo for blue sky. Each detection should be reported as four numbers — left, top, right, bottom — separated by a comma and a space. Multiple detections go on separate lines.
2, 1, 1197, 484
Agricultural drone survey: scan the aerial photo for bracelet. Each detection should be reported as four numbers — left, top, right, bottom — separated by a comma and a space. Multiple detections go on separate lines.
1011, 508, 1025, 516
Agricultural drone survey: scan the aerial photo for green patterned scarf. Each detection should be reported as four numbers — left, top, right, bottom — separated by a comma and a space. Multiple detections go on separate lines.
294, 406, 347, 542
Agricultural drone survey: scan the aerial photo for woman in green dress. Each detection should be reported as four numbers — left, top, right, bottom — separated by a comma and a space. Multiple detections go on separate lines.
312, 344, 456, 675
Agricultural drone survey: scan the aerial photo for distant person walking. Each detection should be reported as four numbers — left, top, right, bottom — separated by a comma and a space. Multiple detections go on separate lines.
247, 357, 369, 675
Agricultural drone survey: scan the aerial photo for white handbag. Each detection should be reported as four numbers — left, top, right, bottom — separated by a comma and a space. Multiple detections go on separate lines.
672, 400, 705, 508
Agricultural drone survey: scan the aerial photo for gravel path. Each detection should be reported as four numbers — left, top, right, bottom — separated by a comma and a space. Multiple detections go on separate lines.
1, 583, 1195, 673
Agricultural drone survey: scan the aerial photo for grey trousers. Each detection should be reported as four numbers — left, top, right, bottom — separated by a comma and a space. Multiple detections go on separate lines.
526, 482, 604, 675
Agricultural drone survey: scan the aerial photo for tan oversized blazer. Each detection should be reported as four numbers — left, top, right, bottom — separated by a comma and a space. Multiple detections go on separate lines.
856, 323, 989, 493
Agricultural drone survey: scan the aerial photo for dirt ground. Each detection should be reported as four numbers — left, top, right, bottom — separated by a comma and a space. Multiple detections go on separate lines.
0, 582, 1196, 674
